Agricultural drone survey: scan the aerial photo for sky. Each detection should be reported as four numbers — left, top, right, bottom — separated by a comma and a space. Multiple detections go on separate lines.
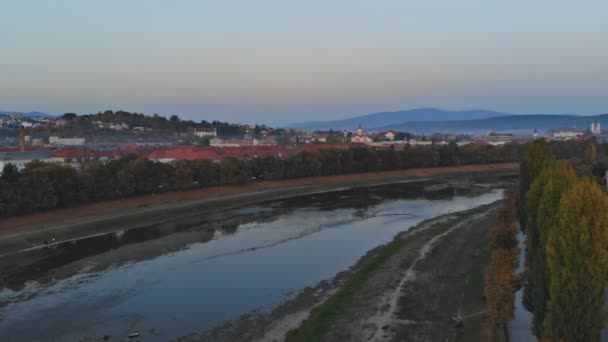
2, 1, 608, 125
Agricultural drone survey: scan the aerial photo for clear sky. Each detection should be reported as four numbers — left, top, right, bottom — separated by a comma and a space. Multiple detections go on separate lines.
2, 1, 608, 124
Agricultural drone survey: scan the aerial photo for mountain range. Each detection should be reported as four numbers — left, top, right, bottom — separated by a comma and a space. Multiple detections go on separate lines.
0, 111, 55, 118
289, 108, 604, 134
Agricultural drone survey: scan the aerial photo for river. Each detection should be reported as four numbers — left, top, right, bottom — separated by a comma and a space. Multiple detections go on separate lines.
0, 180, 504, 341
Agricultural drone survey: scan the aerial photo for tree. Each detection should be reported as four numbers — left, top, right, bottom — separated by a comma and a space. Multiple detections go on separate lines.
220, 158, 239, 185
518, 139, 554, 228
544, 179, 608, 341
584, 141, 597, 164
1, 164, 19, 183
485, 248, 516, 323
172, 160, 194, 189
523, 161, 577, 337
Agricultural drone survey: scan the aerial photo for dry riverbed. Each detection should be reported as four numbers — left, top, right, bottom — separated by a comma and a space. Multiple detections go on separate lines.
177, 201, 500, 342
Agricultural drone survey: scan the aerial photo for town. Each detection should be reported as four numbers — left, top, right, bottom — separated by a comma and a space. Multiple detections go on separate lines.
0, 110, 604, 172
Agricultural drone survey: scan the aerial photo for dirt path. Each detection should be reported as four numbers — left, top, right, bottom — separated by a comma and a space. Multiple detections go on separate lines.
293, 202, 500, 342
368, 210, 490, 341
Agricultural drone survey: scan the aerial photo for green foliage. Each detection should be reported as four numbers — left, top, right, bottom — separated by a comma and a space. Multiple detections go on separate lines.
0, 142, 522, 217
544, 179, 608, 341
523, 161, 577, 337
518, 139, 554, 227
584, 141, 598, 164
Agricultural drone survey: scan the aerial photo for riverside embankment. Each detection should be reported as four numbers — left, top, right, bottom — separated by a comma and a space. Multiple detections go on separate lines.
0, 174, 511, 342
0, 163, 517, 256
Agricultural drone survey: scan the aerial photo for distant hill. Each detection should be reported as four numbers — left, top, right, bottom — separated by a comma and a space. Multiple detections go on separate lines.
0, 111, 55, 118
289, 108, 512, 131
378, 114, 608, 135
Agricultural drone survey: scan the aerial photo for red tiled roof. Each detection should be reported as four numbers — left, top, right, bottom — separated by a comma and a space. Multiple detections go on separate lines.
214, 146, 301, 159
302, 144, 351, 152
148, 147, 221, 161
54, 148, 127, 159
0, 146, 56, 152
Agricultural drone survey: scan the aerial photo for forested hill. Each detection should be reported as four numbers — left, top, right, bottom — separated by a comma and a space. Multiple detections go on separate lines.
379, 114, 608, 134
289, 108, 608, 134
289, 108, 509, 131
56, 110, 262, 138
80, 110, 245, 133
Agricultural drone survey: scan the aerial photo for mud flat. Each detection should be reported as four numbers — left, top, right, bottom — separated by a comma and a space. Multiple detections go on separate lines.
0, 175, 510, 341
176, 202, 500, 342
285, 201, 500, 342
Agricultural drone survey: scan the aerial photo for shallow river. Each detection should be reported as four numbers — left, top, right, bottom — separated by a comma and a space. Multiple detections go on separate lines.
0, 180, 504, 341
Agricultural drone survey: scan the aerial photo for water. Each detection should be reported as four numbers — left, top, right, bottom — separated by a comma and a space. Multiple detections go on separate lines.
0, 181, 503, 341
507, 231, 535, 341
509, 233, 608, 341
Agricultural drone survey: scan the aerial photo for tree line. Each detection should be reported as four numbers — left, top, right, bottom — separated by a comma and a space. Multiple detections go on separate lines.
0, 143, 523, 217
482, 187, 518, 341
519, 140, 608, 341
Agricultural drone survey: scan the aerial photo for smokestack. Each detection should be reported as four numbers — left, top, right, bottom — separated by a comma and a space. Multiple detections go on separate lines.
19, 125, 26, 152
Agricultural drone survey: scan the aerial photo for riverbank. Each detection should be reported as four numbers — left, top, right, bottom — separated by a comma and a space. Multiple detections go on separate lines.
285, 201, 500, 342
0, 163, 517, 256
177, 201, 501, 342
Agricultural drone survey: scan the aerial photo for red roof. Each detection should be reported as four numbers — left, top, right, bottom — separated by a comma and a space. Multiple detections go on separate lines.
214, 146, 301, 159
0, 146, 56, 152
302, 144, 351, 152
54, 148, 127, 159
148, 147, 221, 161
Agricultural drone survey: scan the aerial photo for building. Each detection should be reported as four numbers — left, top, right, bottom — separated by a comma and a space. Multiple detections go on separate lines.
591, 123, 602, 135
51, 148, 126, 168
136, 138, 173, 147
49, 136, 86, 146
480, 131, 513, 144
148, 147, 222, 163
194, 128, 217, 138
350, 125, 373, 143
384, 130, 395, 141
552, 130, 583, 140
0, 151, 54, 171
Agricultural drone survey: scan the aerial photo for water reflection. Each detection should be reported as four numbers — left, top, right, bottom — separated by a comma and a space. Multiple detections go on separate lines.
0, 180, 505, 342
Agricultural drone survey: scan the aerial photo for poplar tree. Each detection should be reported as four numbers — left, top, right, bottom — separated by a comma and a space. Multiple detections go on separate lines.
584, 141, 598, 164
544, 179, 608, 341
518, 139, 554, 225
524, 162, 576, 337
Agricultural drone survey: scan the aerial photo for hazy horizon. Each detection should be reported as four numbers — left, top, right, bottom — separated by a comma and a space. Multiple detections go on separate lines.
2, 1, 608, 124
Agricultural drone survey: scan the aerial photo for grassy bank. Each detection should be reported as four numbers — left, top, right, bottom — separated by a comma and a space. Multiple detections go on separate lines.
285, 206, 491, 342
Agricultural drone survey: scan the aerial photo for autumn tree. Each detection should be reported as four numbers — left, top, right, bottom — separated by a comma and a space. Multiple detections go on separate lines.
544, 179, 608, 341
523, 161, 577, 337
484, 202, 518, 331
584, 141, 597, 164
484, 248, 516, 322
518, 139, 554, 226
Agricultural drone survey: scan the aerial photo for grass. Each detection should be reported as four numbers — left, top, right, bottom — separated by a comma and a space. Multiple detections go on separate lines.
285, 204, 494, 342
284, 219, 456, 342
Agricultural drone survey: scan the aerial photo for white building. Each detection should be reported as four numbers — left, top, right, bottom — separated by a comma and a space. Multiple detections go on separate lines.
351, 125, 373, 143
591, 123, 602, 135
0, 151, 54, 172
49, 136, 85, 146
552, 130, 583, 140
194, 128, 217, 138
480, 131, 513, 144
384, 130, 395, 141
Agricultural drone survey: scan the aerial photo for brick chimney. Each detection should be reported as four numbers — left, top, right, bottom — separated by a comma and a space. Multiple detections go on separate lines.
19, 125, 26, 152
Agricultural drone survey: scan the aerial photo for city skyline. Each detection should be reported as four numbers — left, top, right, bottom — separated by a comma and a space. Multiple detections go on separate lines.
2, 1, 608, 124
